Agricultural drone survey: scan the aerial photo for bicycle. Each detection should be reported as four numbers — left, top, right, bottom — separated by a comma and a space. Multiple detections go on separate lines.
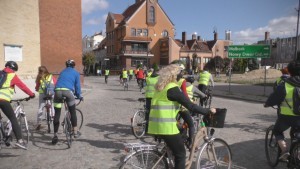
61, 97, 83, 148
123, 78, 129, 91
42, 95, 55, 133
0, 97, 31, 150
131, 98, 147, 139
265, 106, 300, 168
120, 111, 232, 169
137, 79, 144, 92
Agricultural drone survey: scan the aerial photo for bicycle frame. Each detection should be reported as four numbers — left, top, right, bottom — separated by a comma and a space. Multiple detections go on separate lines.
5, 104, 25, 138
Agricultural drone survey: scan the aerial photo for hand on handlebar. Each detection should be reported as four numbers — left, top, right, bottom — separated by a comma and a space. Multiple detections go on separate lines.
209, 108, 216, 114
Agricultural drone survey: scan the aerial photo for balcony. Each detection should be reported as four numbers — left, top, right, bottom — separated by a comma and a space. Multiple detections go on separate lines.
122, 49, 154, 57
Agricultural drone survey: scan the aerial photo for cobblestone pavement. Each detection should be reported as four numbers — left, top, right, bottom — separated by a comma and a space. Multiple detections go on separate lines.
0, 76, 286, 169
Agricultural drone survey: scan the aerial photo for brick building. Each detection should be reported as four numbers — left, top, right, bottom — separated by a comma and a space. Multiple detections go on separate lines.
0, 0, 82, 78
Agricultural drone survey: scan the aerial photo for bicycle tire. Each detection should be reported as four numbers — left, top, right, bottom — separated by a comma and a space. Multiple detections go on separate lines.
19, 115, 29, 144
289, 141, 300, 168
64, 116, 72, 148
131, 110, 146, 139
76, 108, 83, 130
42, 106, 54, 133
119, 150, 168, 169
265, 125, 280, 167
0, 125, 3, 150
196, 138, 232, 169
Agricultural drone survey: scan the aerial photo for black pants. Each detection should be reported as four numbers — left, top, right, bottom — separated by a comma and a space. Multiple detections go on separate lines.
273, 114, 300, 141
198, 84, 208, 106
145, 98, 152, 133
161, 134, 186, 169
179, 110, 195, 138
0, 101, 22, 140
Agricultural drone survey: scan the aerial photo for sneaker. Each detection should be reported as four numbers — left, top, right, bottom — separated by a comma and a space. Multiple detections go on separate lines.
15, 141, 27, 150
279, 152, 290, 161
73, 131, 81, 138
35, 124, 42, 131
52, 136, 58, 145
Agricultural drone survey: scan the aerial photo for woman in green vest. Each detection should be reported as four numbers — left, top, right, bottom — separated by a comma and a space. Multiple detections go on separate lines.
265, 61, 300, 161
148, 64, 216, 169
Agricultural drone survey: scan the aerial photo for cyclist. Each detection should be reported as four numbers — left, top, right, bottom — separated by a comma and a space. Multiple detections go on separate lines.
35, 66, 57, 130
122, 68, 128, 86
264, 60, 300, 161
52, 59, 83, 145
197, 66, 214, 106
104, 68, 109, 84
273, 67, 289, 91
137, 67, 145, 89
0, 61, 35, 149
148, 64, 216, 169
128, 69, 134, 81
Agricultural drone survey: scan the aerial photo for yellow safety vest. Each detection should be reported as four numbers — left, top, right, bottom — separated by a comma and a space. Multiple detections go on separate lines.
0, 73, 15, 101
199, 72, 211, 85
148, 82, 180, 135
186, 85, 193, 101
122, 71, 128, 78
280, 83, 298, 116
105, 70, 109, 75
38, 74, 54, 94
145, 76, 159, 98
129, 69, 133, 75
177, 78, 185, 87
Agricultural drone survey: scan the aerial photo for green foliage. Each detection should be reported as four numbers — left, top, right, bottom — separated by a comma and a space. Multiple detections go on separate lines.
248, 58, 259, 71
152, 63, 159, 71
82, 52, 96, 75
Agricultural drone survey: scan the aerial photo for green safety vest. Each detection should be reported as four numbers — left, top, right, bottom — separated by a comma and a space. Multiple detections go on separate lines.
147, 72, 152, 77
198, 72, 211, 85
148, 82, 180, 135
145, 76, 159, 98
129, 69, 133, 75
38, 74, 54, 94
186, 84, 193, 101
0, 73, 15, 101
105, 70, 110, 75
280, 83, 298, 116
177, 78, 185, 87
122, 70, 128, 78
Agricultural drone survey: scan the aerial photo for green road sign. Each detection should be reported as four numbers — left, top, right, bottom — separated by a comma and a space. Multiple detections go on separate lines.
228, 45, 270, 58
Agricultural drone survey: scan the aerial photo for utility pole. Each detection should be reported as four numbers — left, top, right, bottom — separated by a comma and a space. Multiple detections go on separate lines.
295, 0, 300, 61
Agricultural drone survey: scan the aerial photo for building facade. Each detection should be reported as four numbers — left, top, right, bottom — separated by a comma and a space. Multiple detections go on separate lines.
0, 0, 82, 78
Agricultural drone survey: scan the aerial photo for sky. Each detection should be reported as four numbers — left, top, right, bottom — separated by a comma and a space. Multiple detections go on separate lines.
82, 0, 299, 45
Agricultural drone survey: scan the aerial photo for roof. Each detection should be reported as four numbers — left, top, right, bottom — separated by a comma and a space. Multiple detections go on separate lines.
177, 39, 211, 53
206, 40, 217, 50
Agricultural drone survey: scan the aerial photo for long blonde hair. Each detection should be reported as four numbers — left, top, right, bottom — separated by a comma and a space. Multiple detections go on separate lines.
155, 64, 180, 91
35, 66, 50, 83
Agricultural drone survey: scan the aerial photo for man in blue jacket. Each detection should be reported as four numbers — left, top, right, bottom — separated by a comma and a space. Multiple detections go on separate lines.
52, 59, 83, 145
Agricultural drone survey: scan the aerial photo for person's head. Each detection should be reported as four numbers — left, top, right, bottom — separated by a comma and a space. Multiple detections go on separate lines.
38, 66, 50, 76
155, 64, 181, 91
185, 75, 195, 84
66, 59, 75, 68
280, 67, 289, 75
5, 61, 18, 71
287, 61, 300, 76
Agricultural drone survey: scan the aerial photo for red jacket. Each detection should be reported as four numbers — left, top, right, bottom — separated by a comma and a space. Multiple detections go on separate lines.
3, 67, 35, 97
137, 69, 145, 79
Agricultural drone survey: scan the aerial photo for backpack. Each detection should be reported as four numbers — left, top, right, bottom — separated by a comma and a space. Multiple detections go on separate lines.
0, 71, 8, 89
42, 75, 55, 96
292, 87, 300, 115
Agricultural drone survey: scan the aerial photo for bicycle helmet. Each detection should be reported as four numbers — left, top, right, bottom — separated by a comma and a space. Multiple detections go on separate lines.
5, 61, 18, 71
66, 59, 75, 68
185, 75, 195, 84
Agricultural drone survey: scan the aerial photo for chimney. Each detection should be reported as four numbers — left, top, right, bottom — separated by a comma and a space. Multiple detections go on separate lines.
192, 33, 197, 40
197, 36, 201, 41
182, 32, 187, 45
265, 31, 270, 40
225, 30, 231, 40
214, 31, 218, 41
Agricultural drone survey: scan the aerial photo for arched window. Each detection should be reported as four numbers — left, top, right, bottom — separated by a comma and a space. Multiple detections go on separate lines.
149, 6, 155, 23
162, 30, 168, 37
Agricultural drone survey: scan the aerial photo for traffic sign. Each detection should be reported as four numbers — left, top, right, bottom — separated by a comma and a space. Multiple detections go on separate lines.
228, 45, 270, 58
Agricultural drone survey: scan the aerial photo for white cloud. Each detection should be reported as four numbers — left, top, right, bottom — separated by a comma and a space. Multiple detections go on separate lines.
86, 18, 102, 25
82, 0, 109, 14
233, 15, 297, 44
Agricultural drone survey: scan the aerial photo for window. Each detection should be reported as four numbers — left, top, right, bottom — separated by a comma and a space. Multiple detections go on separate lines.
204, 57, 211, 63
131, 28, 136, 36
137, 29, 142, 36
162, 30, 168, 37
143, 29, 148, 37
149, 6, 155, 23
131, 58, 147, 67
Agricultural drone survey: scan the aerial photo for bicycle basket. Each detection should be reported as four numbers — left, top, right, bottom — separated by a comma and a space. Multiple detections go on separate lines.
204, 108, 227, 128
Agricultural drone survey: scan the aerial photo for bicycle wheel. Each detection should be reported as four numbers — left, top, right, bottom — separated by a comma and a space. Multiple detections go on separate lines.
265, 125, 280, 167
290, 142, 300, 168
120, 150, 168, 169
76, 108, 83, 130
196, 138, 232, 169
131, 110, 146, 139
19, 115, 29, 144
64, 116, 72, 148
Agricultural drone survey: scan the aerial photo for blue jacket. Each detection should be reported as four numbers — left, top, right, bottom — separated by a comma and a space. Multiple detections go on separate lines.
55, 67, 81, 98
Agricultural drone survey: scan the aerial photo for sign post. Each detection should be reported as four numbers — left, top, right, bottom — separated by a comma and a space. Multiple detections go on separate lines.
227, 45, 271, 95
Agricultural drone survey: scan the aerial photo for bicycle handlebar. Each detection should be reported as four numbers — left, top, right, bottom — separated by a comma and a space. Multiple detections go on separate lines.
10, 96, 31, 103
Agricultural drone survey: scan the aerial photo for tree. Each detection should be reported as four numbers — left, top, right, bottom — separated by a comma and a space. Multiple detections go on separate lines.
82, 52, 96, 75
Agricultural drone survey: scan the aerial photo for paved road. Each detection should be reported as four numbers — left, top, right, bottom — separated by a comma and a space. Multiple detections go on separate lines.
0, 76, 286, 169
